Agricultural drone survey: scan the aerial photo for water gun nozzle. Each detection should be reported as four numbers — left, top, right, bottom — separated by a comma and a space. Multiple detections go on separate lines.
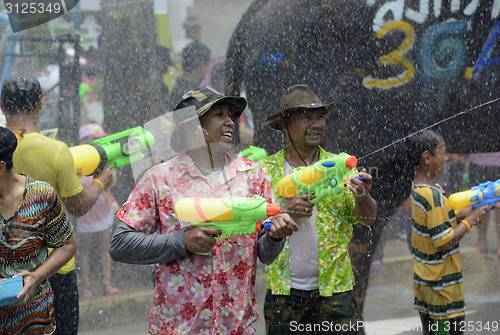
266, 204, 282, 217
345, 156, 358, 169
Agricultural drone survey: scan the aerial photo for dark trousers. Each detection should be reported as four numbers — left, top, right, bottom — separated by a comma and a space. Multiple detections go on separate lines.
51, 270, 79, 335
264, 289, 362, 335
419, 312, 465, 335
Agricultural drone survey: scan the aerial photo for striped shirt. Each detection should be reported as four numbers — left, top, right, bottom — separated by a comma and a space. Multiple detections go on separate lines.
411, 184, 465, 320
0, 175, 73, 334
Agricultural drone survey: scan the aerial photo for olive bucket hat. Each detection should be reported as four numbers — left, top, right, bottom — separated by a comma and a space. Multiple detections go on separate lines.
170, 86, 247, 152
266, 84, 337, 130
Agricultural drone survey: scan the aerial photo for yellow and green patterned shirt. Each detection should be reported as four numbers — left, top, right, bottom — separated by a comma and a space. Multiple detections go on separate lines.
259, 147, 358, 296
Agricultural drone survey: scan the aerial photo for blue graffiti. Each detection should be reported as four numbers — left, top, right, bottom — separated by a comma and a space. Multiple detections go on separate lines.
419, 20, 469, 80
257, 48, 284, 83
473, 21, 500, 77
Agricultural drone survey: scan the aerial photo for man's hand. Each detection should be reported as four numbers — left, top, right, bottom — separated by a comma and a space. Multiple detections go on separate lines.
94, 164, 115, 190
283, 194, 316, 218
267, 213, 299, 239
346, 169, 373, 199
184, 226, 221, 254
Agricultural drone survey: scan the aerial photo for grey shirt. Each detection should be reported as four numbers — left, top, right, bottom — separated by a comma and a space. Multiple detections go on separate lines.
109, 220, 285, 265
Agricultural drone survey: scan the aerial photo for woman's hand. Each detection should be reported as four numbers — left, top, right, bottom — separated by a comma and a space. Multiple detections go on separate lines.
267, 213, 299, 239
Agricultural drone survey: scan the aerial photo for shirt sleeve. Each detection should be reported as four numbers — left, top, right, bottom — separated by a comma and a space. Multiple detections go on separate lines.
257, 233, 285, 265
44, 186, 74, 247
116, 169, 162, 233
54, 144, 83, 198
426, 192, 454, 247
109, 221, 188, 264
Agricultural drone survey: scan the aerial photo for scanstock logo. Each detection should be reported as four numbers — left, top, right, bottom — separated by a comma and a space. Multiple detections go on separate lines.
4, 0, 79, 32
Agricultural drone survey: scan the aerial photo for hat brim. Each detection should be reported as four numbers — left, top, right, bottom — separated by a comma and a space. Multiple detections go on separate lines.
170, 96, 247, 153
266, 102, 337, 130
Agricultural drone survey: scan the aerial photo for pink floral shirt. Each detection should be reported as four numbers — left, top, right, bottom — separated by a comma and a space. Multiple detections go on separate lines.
116, 152, 275, 335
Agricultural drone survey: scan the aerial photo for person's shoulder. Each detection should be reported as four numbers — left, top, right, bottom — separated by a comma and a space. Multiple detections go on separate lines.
411, 185, 444, 209
25, 175, 58, 196
23, 133, 70, 151
320, 148, 350, 159
143, 154, 186, 178
258, 148, 285, 165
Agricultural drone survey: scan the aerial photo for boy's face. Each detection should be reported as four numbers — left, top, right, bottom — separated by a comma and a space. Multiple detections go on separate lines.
430, 141, 448, 176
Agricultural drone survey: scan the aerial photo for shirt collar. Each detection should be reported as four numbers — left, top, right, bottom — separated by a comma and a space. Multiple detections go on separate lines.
173, 151, 252, 181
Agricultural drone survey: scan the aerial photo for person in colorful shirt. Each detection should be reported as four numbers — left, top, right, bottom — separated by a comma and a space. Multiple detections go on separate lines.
109, 86, 298, 335
258, 84, 377, 334
407, 130, 495, 335
1, 73, 115, 335
0, 126, 77, 335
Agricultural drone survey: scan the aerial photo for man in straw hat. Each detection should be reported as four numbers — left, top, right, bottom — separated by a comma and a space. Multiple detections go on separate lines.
259, 84, 377, 334
110, 86, 299, 334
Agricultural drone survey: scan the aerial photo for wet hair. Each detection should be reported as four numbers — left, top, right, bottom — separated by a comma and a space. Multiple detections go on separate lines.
182, 42, 211, 74
156, 44, 172, 67
0, 127, 18, 170
1, 74, 42, 114
405, 130, 444, 169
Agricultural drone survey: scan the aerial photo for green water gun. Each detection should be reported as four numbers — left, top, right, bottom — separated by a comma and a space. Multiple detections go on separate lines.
174, 195, 281, 241
276, 153, 365, 204
70, 126, 155, 176
237, 146, 267, 161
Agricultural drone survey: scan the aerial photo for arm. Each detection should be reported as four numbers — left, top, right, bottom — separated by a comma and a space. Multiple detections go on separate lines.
347, 169, 377, 226
257, 233, 285, 265
16, 233, 77, 306
109, 221, 189, 264
63, 165, 115, 217
437, 205, 489, 252
257, 213, 298, 264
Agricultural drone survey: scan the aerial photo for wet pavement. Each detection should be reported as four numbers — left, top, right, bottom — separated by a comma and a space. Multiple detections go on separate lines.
79, 224, 500, 334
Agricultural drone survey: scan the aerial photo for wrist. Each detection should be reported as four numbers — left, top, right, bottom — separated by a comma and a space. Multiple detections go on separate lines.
267, 233, 283, 244
462, 220, 471, 233
92, 179, 104, 191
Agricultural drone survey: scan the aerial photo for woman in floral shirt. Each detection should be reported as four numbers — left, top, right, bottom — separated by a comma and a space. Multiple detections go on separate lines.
109, 87, 298, 335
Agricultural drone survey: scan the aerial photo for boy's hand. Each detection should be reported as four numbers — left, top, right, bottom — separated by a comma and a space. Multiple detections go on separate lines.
467, 205, 489, 226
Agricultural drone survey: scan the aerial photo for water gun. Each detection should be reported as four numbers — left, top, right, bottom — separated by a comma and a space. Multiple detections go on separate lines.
276, 152, 365, 204
174, 195, 281, 241
237, 146, 267, 161
448, 179, 500, 211
69, 126, 155, 176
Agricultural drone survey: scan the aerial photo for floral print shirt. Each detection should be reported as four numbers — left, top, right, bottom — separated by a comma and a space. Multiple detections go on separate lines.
259, 147, 358, 296
116, 152, 275, 335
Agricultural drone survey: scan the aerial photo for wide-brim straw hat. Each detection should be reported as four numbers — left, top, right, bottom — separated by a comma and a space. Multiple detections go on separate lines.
266, 84, 336, 130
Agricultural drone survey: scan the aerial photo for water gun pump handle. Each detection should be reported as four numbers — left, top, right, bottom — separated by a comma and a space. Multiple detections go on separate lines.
355, 175, 367, 183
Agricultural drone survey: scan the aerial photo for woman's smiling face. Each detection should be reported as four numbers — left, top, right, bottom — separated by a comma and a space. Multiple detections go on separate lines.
199, 104, 236, 153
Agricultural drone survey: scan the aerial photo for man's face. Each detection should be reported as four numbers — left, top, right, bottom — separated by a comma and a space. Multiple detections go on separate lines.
199, 104, 236, 154
282, 108, 327, 148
